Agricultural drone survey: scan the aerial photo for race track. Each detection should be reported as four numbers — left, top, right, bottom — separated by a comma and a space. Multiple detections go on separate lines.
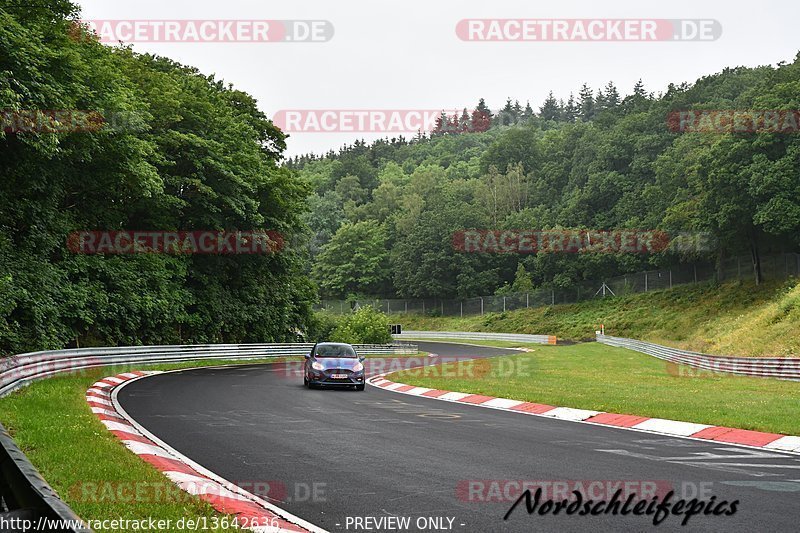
118, 342, 800, 532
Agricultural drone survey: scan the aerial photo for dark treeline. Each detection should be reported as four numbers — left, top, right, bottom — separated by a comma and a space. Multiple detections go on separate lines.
292, 56, 800, 300
0, 1, 314, 354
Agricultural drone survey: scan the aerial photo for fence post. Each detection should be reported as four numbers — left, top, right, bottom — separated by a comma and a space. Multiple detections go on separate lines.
669, 270, 673, 289
737, 257, 741, 279
422, 301, 425, 315
441, 300, 444, 315
503, 296, 506, 312
526, 293, 529, 307
405, 300, 408, 314
693, 264, 697, 283
387, 301, 390, 314
480, 297, 484, 315
551, 289, 554, 305
645, 272, 648, 292
460, 301, 463, 317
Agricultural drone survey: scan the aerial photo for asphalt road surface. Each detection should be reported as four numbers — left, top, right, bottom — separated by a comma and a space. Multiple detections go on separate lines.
118, 342, 800, 532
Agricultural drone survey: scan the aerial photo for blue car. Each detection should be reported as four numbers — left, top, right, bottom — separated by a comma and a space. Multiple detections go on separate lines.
304, 342, 366, 391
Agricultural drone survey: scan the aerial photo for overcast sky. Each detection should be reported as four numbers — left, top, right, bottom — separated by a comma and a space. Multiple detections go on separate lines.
78, 0, 800, 157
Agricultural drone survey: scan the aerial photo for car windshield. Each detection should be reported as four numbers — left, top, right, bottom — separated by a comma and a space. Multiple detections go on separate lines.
314, 344, 357, 358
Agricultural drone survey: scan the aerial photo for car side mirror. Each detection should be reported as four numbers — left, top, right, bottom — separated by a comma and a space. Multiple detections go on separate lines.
305, 353, 311, 359
359, 355, 365, 362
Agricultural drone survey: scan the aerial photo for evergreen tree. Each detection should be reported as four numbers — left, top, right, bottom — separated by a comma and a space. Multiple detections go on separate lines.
604, 81, 621, 108
476, 98, 492, 120
522, 101, 534, 123
633, 78, 646, 98
460, 108, 471, 132
563, 93, 578, 122
539, 91, 560, 121
512, 100, 523, 122
594, 89, 608, 113
578, 83, 595, 121
498, 98, 515, 126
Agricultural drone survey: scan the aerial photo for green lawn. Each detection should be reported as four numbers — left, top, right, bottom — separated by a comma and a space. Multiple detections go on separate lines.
387, 343, 800, 435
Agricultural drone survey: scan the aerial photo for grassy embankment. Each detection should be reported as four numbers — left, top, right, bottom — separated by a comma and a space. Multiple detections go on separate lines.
388, 280, 800, 435
398, 279, 800, 357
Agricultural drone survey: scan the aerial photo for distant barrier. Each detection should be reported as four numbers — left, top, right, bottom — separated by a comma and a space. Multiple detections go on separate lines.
0, 341, 416, 532
394, 331, 556, 345
597, 334, 800, 380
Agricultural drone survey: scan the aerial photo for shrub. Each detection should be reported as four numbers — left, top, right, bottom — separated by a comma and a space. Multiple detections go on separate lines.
331, 305, 392, 344
306, 311, 339, 342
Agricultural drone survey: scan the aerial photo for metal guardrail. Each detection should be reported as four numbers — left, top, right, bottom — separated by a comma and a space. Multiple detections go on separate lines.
0, 341, 417, 532
394, 331, 556, 344
597, 334, 800, 380
0, 343, 417, 397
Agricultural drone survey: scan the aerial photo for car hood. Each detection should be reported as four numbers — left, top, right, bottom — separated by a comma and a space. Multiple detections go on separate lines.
313, 357, 361, 370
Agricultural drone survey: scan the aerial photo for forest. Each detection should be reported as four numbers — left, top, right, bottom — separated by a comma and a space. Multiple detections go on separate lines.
1, 1, 314, 353
291, 57, 800, 300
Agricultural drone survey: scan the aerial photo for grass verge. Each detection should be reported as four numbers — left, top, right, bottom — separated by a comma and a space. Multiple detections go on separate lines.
0, 350, 426, 529
387, 343, 800, 435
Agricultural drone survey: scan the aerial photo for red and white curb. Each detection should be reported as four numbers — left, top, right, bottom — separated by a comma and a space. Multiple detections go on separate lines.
87, 371, 327, 533
367, 374, 800, 454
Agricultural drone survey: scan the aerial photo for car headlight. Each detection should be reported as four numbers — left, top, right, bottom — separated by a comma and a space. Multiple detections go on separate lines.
311, 362, 324, 371
352, 362, 364, 372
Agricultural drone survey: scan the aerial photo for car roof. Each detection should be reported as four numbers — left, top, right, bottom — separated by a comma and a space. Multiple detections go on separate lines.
315, 342, 354, 347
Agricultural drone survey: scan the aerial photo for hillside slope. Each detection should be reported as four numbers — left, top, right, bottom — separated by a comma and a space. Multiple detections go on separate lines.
397, 279, 800, 357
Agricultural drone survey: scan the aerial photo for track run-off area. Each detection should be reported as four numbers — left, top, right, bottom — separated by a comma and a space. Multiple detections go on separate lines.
117, 342, 800, 533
